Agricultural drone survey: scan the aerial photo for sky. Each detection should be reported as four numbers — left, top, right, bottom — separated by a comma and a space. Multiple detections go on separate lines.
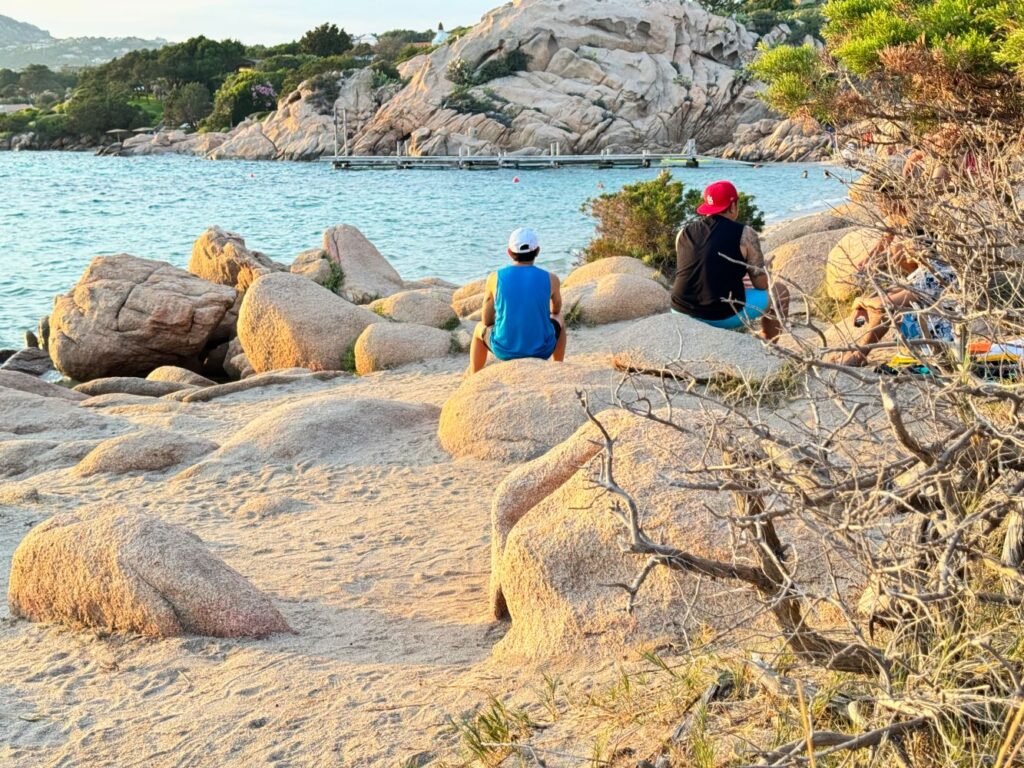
0, 0, 501, 44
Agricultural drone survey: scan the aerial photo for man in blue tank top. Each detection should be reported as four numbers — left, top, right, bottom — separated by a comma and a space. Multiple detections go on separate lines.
468, 228, 567, 375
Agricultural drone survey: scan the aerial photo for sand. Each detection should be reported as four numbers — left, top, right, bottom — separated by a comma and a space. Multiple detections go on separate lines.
0, 325, 641, 767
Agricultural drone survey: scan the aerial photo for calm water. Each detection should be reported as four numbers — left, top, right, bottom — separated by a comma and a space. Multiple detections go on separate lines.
0, 152, 848, 348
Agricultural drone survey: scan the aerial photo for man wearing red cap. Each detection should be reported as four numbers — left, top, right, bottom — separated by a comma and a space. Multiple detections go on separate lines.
671, 180, 788, 340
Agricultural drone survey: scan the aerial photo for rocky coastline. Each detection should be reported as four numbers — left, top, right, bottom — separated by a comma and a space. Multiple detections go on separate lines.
1, 0, 835, 163
0, 196, 899, 764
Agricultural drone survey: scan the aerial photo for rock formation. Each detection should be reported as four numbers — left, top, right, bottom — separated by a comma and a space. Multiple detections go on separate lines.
237, 272, 381, 373
75, 429, 218, 476
562, 272, 670, 325
355, 0, 768, 157
610, 312, 783, 382
712, 116, 832, 163
8, 508, 291, 638
188, 227, 284, 294
438, 358, 614, 462
48, 255, 237, 381
322, 225, 405, 304
368, 290, 458, 329
353, 323, 455, 374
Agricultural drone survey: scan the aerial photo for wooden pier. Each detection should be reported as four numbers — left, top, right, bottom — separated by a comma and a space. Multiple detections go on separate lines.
322, 151, 705, 171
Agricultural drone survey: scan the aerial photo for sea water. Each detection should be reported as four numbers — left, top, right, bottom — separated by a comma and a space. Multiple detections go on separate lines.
0, 151, 849, 348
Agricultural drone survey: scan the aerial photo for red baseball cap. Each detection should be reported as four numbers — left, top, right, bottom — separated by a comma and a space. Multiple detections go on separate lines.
696, 180, 739, 216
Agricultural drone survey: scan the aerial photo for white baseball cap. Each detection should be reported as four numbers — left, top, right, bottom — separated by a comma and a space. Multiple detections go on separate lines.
508, 227, 540, 254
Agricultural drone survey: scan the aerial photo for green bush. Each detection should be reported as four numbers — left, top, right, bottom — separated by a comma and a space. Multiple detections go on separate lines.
299, 23, 352, 58
581, 171, 764, 274
447, 50, 530, 87
163, 82, 212, 129
202, 70, 283, 131
65, 84, 145, 137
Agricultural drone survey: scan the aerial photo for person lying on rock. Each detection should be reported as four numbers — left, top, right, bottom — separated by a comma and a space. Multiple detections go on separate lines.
671, 180, 789, 341
468, 228, 567, 375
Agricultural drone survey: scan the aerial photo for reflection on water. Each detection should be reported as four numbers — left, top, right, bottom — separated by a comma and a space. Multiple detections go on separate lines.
0, 152, 849, 347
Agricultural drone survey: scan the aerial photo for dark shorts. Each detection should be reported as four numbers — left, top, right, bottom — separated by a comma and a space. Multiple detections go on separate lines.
482, 319, 561, 358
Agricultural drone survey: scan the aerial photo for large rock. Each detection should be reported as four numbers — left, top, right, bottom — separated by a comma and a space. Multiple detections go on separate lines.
562, 256, 666, 289
237, 272, 382, 373
290, 248, 336, 287
0, 371, 85, 401
1, 348, 54, 377
825, 229, 880, 301
494, 412, 738, 659
610, 312, 784, 383
8, 508, 291, 638
452, 279, 488, 318
762, 208, 856, 254
563, 273, 670, 325
48, 255, 237, 381
188, 227, 283, 294
178, 394, 441, 477
714, 116, 831, 163
75, 429, 217, 476
73, 377, 192, 398
368, 290, 459, 329
146, 366, 216, 388
353, 323, 454, 374
438, 359, 614, 462
322, 225, 404, 304
353, 0, 767, 156
767, 226, 857, 298
0, 388, 125, 439
0, 439, 98, 479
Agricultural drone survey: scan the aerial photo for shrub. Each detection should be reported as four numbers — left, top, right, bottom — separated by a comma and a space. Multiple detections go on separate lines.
65, 84, 144, 137
299, 23, 352, 58
446, 50, 530, 87
581, 172, 764, 274
163, 82, 212, 129
202, 70, 284, 131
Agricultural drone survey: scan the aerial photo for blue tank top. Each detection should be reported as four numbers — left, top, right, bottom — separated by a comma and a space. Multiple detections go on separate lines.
490, 265, 556, 361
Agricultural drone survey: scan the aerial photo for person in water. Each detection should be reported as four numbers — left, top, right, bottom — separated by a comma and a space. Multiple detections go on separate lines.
671, 180, 789, 341
468, 228, 567, 375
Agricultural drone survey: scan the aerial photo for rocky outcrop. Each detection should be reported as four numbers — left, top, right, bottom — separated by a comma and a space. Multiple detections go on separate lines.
75, 429, 217, 476
0, 371, 85, 401
73, 377, 193, 398
368, 290, 458, 328
188, 227, 284, 294
238, 272, 381, 373
48, 255, 237, 382
767, 226, 857, 298
1, 348, 54, 377
290, 248, 336, 287
712, 116, 832, 163
207, 69, 399, 161
438, 358, 613, 462
0, 387, 125, 439
562, 256, 666, 289
761, 208, 856, 254
493, 411, 736, 658
354, 0, 768, 157
146, 366, 216, 388
8, 508, 291, 638
451, 279, 488, 317
563, 272, 669, 325
611, 312, 783, 382
179, 394, 441, 476
353, 323, 454, 374
322, 225, 405, 304
826, 229, 879, 301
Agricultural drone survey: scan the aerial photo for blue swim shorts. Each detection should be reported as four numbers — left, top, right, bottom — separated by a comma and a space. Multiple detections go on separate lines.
672, 289, 770, 330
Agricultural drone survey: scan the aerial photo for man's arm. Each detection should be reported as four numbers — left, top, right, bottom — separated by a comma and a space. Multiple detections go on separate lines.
482, 272, 497, 326
675, 227, 694, 268
549, 273, 562, 316
741, 226, 769, 291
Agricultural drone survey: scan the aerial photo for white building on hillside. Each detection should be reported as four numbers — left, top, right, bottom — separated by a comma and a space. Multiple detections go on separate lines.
354, 33, 379, 47
432, 24, 449, 46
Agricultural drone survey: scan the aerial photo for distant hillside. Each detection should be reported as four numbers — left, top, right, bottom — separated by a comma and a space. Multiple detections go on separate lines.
0, 14, 166, 70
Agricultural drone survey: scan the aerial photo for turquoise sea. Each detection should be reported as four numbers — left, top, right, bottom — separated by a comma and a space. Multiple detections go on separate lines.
0, 152, 848, 348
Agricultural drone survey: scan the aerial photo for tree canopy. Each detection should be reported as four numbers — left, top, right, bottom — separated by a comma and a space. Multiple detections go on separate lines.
298, 23, 352, 58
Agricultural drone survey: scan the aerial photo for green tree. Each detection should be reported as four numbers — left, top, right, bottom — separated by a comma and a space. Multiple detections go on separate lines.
748, 0, 1024, 125
581, 171, 764, 274
65, 84, 143, 137
163, 82, 212, 129
299, 23, 352, 58
202, 70, 284, 131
